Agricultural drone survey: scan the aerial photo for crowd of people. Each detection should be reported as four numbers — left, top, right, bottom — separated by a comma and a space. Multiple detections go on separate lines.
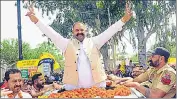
0, 48, 176, 98
110, 60, 145, 78
0, 69, 63, 98
107, 47, 176, 98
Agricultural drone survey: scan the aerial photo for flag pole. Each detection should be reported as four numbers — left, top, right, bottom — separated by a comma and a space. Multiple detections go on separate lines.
17, 0, 23, 60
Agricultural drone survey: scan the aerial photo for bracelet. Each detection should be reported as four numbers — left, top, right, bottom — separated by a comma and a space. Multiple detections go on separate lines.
145, 88, 150, 98
61, 85, 65, 90
121, 17, 126, 23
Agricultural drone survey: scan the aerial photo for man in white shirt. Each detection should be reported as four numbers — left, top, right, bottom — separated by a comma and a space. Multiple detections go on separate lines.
26, 4, 132, 90
1, 69, 32, 98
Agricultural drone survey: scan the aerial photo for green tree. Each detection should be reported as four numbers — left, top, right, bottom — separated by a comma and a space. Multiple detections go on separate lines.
130, 54, 138, 63
0, 39, 64, 69
127, 0, 176, 68
34, 42, 65, 69
0, 39, 30, 65
151, 41, 176, 57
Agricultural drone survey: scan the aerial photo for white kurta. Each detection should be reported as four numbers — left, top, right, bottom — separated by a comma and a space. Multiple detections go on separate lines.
1, 91, 32, 98
36, 20, 125, 90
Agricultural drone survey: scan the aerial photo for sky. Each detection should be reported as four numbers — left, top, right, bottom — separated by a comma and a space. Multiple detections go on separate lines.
1, 1, 52, 48
1, 1, 176, 57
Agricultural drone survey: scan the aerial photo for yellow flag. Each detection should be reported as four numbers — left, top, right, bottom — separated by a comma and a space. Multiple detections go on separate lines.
168, 58, 176, 63
120, 60, 126, 74
39, 52, 60, 70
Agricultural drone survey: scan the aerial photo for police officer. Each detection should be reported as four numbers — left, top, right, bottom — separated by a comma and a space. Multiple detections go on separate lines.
122, 47, 176, 98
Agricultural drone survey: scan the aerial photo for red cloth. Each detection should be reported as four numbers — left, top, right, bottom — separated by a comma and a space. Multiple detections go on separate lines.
1, 82, 8, 89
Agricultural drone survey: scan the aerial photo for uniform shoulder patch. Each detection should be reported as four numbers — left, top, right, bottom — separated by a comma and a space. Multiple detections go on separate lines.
161, 73, 171, 85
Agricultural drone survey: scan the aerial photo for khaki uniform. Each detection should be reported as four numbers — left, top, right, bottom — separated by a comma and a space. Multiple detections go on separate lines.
63, 38, 107, 86
137, 64, 176, 98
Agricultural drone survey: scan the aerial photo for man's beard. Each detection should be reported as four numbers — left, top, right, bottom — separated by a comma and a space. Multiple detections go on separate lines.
36, 83, 44, 89
75, 33, 85, 42
148, 60, 160, 67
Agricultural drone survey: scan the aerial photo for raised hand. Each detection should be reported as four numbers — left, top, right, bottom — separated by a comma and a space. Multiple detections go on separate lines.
25, 4, 39, 24
26, 4, 34, 16
121, 2, 133, 23
0, 89, 13, 97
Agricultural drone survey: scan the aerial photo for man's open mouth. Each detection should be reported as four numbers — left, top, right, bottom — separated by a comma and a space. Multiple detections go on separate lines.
76, 33, 84, 37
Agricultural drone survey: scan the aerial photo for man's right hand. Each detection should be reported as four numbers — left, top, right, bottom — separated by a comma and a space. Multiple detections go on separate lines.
0, 89, 13, 97
115, 77, 133, 85
26, 5, 39, 24
121, 3, 133, 23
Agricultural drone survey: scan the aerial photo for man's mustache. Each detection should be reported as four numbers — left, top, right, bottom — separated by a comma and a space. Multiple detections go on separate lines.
14, 85, 21, 88
76, 33, 84, 36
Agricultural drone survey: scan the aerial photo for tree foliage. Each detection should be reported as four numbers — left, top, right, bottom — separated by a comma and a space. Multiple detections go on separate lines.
151, 41, 176, 57
126, 0, 176, 67
0, 39, 64, 68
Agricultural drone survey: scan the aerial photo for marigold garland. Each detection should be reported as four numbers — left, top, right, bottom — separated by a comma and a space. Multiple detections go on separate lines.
7, 91, 23, 98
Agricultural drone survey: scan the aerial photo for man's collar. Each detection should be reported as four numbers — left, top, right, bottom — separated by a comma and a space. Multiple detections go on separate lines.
156, 64, 169, 74
6, 90, 23, 98
71, 37, 87, 43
